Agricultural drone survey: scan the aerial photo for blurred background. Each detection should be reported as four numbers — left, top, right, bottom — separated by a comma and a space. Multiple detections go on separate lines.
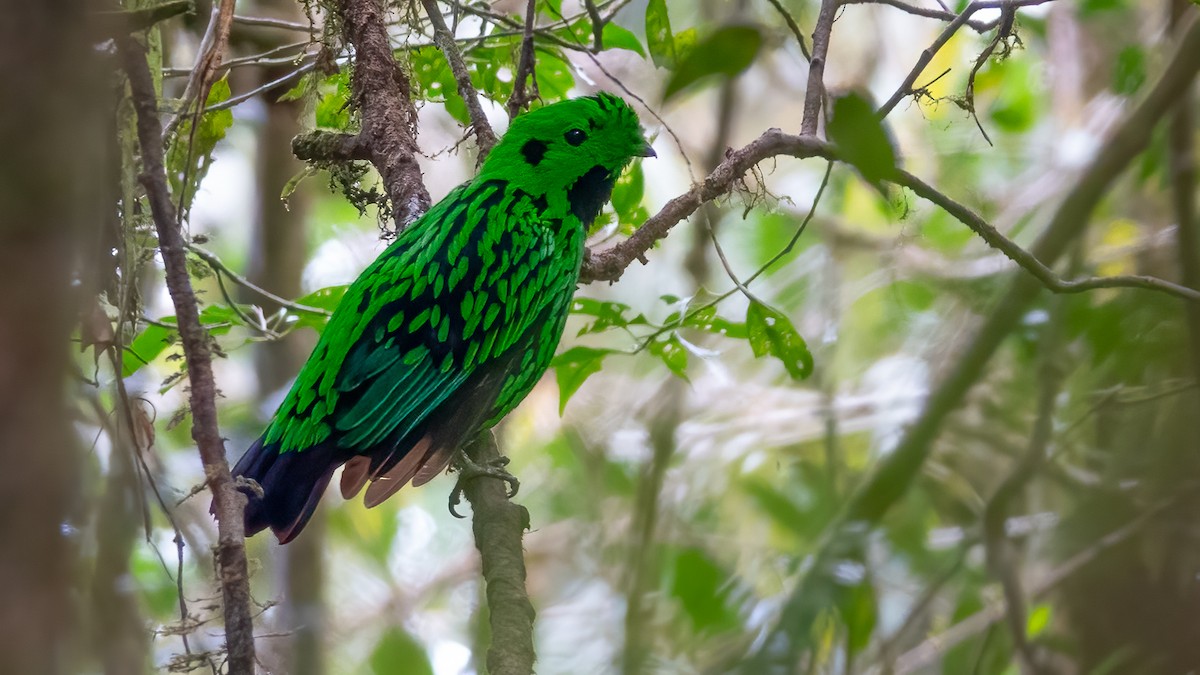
6, 0, 1200, 672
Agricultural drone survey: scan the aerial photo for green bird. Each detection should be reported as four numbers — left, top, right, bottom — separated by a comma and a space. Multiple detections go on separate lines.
229, 93, 654, 543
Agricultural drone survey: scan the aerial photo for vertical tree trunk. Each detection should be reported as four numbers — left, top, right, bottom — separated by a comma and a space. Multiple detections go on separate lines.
0, 0, 106, 672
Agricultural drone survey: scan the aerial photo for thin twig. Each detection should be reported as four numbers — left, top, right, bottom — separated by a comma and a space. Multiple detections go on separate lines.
580, 131, 833, 283
186, 244, 330, 317
165, 40, 313, 77
844, 0, 993, 30
507, 0, 539, 120
894, 168, 1200, 302
232, 14, 315, 31
420, 0, 499, 158
583, 0, 605, 51
116, 35, 256, 674
205, 62, 316, 112
767, 0, 812, 61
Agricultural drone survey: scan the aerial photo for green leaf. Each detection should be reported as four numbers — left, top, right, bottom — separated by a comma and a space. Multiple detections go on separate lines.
682, 305, 747, 339
645, 0, 677, 68
984, 58, 1039, 134
836, 575, 877, 655
315, 71, 353, 130
165, 77, 234, 216
198, 304, 246, 334
571, 297, 646, 335
1026, 603, 1052, 639
602, 22, 645, 56
663, 25, 763, 102
292, 285, 347, 333
1080, 0, 1126, 15
122, 323, 175, 377
552, 346, 614, 413
610, 162, 649, 233
746, 300, 813, 380
827, 92, 897, 194
369, 628, 433, 675
649, 334, 689, 380
1113, 45, 1146, 96
277, 71, 315, 103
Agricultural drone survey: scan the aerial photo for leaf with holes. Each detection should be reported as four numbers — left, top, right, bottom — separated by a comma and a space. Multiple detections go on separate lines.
649, 334, 689, 380
572, 297, 646, 336
291, 285, 347, 334
645, 0, 677, 68
746, 300, 813, 380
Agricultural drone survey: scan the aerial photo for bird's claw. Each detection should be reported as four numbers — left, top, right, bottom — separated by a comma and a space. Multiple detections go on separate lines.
448, 453, 520, 518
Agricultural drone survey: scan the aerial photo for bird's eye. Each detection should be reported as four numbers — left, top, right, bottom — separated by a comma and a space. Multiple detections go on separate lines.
564, 128, 587, 146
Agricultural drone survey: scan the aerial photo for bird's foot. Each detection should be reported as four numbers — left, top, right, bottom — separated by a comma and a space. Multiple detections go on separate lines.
448, 452, 520, 518
233, 476, 264, 499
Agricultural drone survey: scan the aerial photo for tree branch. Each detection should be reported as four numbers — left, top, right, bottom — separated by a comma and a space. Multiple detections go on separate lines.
461, 433, 536, 675
580, 131, 833, 283
292, 130, 372, 162
583, 0, 605, 51
895, 169, 1200, 302
801, 0, 839, 135
116, 36, 256, 674
420, 0, 498, 159
580, 130, 1200, 304
336, 0, 431, 227
507, 0, 539, 120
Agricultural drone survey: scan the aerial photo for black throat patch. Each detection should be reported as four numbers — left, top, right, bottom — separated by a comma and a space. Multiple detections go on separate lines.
520, 139, 548, 166
566, 165, 615, 225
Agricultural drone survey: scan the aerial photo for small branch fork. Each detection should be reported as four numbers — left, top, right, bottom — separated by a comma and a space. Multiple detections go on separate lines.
116, 36, 256, 675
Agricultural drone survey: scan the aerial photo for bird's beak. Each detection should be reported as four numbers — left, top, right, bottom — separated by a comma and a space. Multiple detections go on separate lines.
637, 141, 657, 158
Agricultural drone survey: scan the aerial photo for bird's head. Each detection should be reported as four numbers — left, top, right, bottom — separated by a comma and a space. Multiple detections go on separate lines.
479, 93, 655, 225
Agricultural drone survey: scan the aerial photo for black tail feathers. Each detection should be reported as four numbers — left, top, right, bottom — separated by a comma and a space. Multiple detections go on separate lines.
218, 437, 347, 544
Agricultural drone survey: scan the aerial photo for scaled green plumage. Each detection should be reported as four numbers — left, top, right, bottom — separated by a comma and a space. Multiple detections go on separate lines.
229, 93, 653, 543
